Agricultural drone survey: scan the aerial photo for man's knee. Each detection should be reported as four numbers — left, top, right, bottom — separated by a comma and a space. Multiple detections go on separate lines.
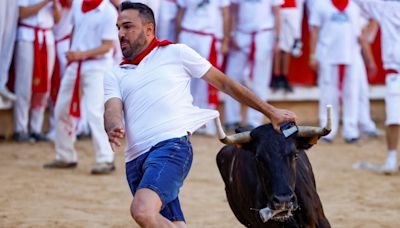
130, 199, 156, 225
130, 189, 162, 225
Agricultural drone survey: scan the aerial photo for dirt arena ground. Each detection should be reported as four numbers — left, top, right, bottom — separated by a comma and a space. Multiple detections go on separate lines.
1, 132, 400, 227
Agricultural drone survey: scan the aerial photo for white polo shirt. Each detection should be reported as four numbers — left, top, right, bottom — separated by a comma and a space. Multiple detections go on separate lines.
309, 0, 361, 64
178, 0, 230, 38
17, 0, 55, 45
104, 44, 219, 162
353, 0, 400, 70
232, 0, 283, 33
69, 0, 118, 71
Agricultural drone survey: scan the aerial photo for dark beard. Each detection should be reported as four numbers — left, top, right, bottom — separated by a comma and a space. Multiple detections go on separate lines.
121, 32, 147, 60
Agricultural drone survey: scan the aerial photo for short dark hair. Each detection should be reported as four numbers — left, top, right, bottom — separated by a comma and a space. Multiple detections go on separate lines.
120, 2, 156, 29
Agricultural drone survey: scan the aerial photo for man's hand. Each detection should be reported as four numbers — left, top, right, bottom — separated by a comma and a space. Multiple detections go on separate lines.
107, 127, 125, 152
269, 107, 298, 133
66, 51, 87, 62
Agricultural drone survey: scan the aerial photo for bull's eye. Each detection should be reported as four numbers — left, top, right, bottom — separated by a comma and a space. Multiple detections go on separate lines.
292, 153, 298, 160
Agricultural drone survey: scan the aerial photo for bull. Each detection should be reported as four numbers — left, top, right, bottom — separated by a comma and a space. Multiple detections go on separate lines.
214, 106, 332, 228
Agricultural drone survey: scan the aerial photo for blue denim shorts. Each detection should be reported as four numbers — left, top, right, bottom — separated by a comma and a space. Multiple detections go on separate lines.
126, 135, 193, 222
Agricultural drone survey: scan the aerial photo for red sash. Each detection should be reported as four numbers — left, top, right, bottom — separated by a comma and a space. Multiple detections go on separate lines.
181, 28, 221, 106
239, 28, 273, 81
338, 64, 346, 101
81, 0, 103, 13
67, 57, 97, 118
332, 0, 349, 12
59, 0, 72, 8
19, 23, 52, 108
384, 69, 399, 76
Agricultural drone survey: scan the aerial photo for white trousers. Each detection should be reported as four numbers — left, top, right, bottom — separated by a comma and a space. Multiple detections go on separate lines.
225, 30, 274, 127
48, 39, 93, 136
355, 53, 377, 133
385, 71, 400, 125
157, 0, 177, 42
54, 66, 114, 163
53, 38, 90, 136
318, 62, 360, 140
280, 8, 301, 52
14, 41, 55, 133
0, 0, 18, 89
295, 0, 305, 39
56, 39, 70, 76
179, 31, 221, 110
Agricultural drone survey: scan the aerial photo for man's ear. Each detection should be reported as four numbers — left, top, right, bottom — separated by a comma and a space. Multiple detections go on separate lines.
145, 23, 155, 36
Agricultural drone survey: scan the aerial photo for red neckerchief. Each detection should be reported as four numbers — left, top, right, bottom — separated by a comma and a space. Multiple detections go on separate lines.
332, 0, 349, 12
120, 38, 172, 65
281, 0, 296, 8
81, 0, 103, 13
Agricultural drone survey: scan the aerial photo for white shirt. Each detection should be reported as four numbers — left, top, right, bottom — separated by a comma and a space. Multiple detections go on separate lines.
17, 0, 55, 44
232, 0, 282, 33
178, 0, 230, 38
309, 0, 361, 64
69, 0, 118, 71
104, 44, 219, 162
53, 7, 73, 41
353, 0, 400, 70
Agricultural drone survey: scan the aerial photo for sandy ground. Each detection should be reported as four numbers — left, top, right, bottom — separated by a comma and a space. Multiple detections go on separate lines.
1, 132, 400, 228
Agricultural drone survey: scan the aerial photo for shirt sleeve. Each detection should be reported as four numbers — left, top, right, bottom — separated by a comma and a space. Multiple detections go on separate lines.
308, 2, 322, 27
177, 0, 187, 8
104, 69, 122, 102
353, 0, 382, 21
179, 44, 212, 79
18, 0, 30, 7
101, 7, 118, 41
219, 0, 230, 8
273, 0, 284, 7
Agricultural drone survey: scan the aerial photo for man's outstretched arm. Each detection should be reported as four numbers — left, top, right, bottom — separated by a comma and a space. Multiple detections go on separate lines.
202, 67, 297, 132
104, 98, 125, 151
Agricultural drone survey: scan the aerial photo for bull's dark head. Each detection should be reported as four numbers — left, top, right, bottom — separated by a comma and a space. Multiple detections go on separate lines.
215, 105, 332, 223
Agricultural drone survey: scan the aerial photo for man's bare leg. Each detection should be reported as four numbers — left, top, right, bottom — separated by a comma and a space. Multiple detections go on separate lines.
131, 188, 186, 228
386, 125, 399, 151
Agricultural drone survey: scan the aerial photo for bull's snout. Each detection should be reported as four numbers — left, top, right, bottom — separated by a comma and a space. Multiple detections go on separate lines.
271, 194, 297, 210
259, 194, 298, 222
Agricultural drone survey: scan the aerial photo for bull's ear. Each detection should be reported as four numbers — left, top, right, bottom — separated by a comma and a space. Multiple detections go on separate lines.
294, 136, 318, 150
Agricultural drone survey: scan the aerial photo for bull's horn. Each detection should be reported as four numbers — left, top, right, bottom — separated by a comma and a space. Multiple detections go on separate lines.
214, 117, 252, 144
297, 105, 333, 137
